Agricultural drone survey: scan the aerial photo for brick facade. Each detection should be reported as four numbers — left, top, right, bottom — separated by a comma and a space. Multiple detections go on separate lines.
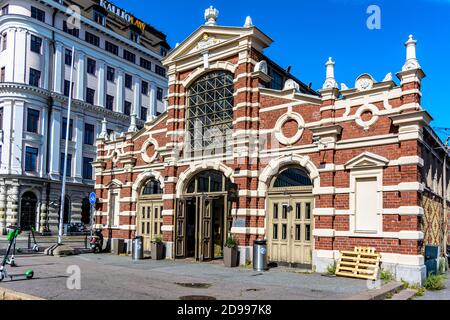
93, 17, 449, 285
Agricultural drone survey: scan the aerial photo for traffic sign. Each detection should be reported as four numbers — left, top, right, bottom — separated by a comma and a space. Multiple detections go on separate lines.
89, 192, 97, 206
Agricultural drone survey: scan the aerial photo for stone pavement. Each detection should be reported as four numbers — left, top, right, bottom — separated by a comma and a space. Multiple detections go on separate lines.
0, 253, 370, 300
416, 272, 450, 300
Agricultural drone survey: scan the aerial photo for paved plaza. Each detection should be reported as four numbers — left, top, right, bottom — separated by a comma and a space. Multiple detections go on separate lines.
0, 253, 371, 300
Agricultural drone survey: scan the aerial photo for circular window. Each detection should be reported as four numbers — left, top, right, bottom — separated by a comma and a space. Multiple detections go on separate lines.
141, 138, 159, 164
355, 104, 379, 130
274, 112, 305, 146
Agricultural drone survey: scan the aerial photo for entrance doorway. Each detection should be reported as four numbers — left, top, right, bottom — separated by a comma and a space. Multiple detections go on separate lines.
20, 192, 38, 231
137, 179, 164, 252
267, 167, 314, 268
176, 170, 234, 261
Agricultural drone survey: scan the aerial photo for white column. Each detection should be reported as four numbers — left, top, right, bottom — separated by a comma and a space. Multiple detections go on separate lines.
49, 107, 61, 178
6, 183, 19, 227
76, 51, 85, 100
39, 106, 48, 178
0, 182, 6, 233
5, 28, 16, 82
11, 101, 24, 175
53, 42, 63, 94
149, 82, 157, 120
133, 77, 141, 117
13, 28, 27, 84
74, 114, 83, 181
43, 38, 50, 90
97, 60, 106, 107
116, 69, 124, 113
0, 101, 12, 174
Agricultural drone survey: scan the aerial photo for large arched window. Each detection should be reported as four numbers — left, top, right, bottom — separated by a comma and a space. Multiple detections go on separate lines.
142, 179, 163, 196
272, 167, 312, 188
186, 71, 234, 158
186, 170, 231, 194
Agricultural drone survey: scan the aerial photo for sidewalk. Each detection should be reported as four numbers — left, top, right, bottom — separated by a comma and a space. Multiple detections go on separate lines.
0, 253, 370, 300
416, 272, 450, 300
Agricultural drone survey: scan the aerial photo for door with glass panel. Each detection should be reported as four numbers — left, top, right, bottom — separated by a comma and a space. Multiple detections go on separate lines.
268, 197, 314, 266
137, 201, 164, 252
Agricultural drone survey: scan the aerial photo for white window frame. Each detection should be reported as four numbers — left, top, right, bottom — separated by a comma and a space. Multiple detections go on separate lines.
349, 168, 383, 236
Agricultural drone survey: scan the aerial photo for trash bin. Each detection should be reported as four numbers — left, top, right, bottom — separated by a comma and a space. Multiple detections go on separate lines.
132, 236, 144, 260
253, 240, 268, 272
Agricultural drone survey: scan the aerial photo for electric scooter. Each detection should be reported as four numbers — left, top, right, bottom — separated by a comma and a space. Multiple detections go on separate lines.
17, 226, 39, 253
0, 227, 34, 282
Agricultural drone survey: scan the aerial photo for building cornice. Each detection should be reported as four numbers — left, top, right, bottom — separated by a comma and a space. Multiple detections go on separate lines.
0, 83, 143, 124
34, 0, 165, 61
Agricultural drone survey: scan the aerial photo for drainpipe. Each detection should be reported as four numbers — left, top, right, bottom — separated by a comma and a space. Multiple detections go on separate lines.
444, 138, 449, 260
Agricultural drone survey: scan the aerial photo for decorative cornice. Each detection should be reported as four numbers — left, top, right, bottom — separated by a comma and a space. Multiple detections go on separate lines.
0, 83, 144, 124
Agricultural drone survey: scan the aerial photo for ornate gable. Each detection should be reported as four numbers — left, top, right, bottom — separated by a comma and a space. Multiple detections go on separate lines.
345, 152, 389, 170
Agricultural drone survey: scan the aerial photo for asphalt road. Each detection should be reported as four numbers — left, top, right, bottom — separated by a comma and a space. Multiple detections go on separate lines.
0, 253, 370, 300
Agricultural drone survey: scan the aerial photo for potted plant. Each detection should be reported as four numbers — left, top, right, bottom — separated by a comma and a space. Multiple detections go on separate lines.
224, 236, 239, 267
151, 235, 165, 260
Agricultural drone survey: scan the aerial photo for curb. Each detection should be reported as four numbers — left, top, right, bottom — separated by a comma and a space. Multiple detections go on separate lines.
0, 287, 45, 300
345, 282, 404, 300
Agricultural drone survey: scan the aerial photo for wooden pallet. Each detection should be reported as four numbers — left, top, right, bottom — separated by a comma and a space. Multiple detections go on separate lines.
336, 247, 381, 280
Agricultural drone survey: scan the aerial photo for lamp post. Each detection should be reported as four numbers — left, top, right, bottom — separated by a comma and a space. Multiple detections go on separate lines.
58, 46, 75, 246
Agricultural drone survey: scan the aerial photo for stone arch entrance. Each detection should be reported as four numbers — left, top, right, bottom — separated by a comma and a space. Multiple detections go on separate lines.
20, 191, 38, 231
175, 170, 236, 261
266, 166, 315, 268
137, 178, 164, 252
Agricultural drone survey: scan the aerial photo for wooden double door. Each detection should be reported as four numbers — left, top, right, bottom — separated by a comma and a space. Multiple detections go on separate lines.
137, 199, 164, 252
267, 195, 314, 267
175, 196, 232, 261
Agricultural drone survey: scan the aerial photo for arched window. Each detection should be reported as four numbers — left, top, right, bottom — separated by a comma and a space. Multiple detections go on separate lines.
186, 71, 234, 158
273, 167, 312, 188
142, 179, 163, 195
186, 170, 231, 194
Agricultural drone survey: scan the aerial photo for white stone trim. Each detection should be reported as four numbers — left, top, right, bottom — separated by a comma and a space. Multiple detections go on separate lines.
274, 110, 305, 146
231, 209, 266, 216
355, 104, 380, 130
131, 171, 165, 202
162, 210, 174, 217
313, 229, 335, 237
161, 225, 174, 232
176, 160, 234, 198
231, 227, 265, 235
258, 154, 320, 196
140, 137, 160, 164
181, 61, 237, 88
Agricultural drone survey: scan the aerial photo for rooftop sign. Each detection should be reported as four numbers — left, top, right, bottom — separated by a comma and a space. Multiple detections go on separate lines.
99, 0, 146, 32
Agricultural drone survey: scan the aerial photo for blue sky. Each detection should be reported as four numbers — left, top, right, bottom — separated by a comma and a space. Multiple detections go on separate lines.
114, 0, 450, 139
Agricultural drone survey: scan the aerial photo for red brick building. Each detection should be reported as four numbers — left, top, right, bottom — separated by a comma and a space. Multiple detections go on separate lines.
94, 7, 449, 284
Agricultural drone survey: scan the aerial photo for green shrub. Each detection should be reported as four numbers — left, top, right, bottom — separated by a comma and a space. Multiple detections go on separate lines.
225, 236, 237, 249
401, 279, 426, 297
326, 263, 336, 275
424, 274, 446, 291
380, 269, 394, 281
152, 235, 163, 244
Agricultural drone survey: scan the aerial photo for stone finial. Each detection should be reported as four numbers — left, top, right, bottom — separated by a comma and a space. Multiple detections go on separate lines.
341, 83, 349, 90
254, 60, 268, 74
128, 114, 138, 133
283, 79, 300, 92
244, 16, 253, 28
204, 6, 219, 26
322, 57, 338, 89
98, 118, 108, 139
383, 72, 393, 82
402, 34, 421, 71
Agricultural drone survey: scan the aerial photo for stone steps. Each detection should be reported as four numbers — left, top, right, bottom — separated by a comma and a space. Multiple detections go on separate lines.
390, 288, 417, 300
